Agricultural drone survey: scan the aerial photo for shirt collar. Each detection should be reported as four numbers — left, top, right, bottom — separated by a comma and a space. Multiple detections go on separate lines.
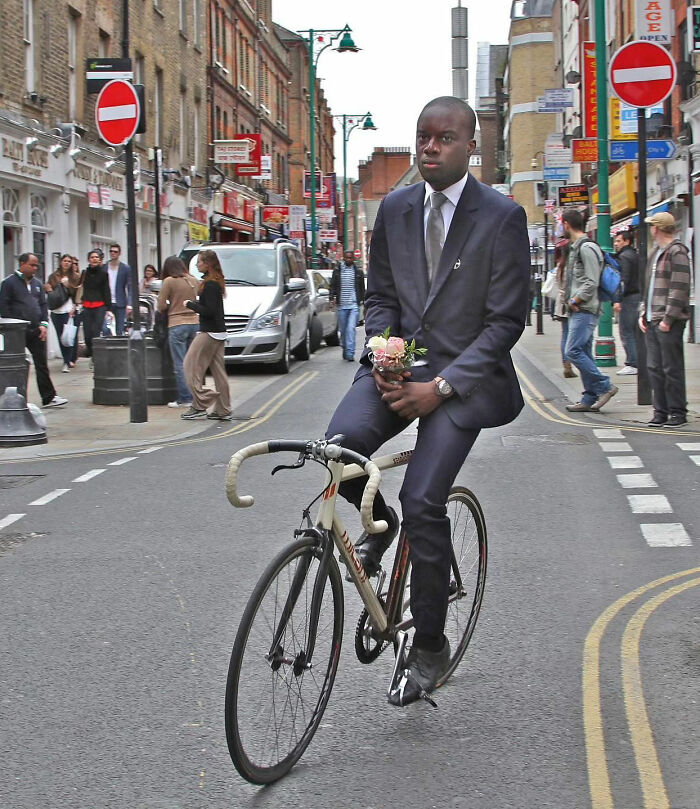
424, 170, 469, 209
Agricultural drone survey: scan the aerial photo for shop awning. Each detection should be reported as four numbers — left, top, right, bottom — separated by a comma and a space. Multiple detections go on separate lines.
214, 215, 254, 234
589, 197, 674, 234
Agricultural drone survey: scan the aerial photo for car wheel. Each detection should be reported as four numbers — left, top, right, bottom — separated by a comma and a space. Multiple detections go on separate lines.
272, 332, 291, 374
310, 316, 323, 352
293, 322, 311, 361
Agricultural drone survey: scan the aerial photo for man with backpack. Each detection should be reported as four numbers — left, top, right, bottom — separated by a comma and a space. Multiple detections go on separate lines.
639, 212, 690, 427
561, 208, 618, 412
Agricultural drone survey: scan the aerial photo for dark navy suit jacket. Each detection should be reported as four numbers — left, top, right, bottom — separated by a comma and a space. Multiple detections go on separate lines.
107, 262, 131, 308
360, 173, 531, 430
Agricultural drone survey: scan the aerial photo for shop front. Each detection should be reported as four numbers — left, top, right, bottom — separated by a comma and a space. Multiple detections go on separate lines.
210, 189, 260, 243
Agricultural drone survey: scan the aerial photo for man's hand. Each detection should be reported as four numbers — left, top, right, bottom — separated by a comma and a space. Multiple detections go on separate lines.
659, 320, 670, 333
373, 369, 442, 420
613, 302, 621, 313
38, 325, 47, 341
638, 316, 647, 334
126, 305, 132, 314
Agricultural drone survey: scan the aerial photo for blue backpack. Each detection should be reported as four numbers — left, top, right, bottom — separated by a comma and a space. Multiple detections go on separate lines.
579, 239, 624, 303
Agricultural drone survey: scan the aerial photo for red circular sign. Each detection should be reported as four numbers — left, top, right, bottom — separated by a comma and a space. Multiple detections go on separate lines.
95, 80, 140, 146
353, 249, 362, 258
609, 41, 676, 108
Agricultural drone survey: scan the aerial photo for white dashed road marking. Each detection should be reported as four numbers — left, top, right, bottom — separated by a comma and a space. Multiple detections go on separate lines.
616, 474, 657, 489
594, 429, 625, 439
599, 442, 633, 452
677, 443, 700, 451
640, 524, 692, 547
690, 456, 700, 466
72, 469, 106, 483
0, 514, 25, 530
29, 489, 70, 506
138, 446, 163, 454
627, 494, 673, 514
607, 456, 643, 469
108, 457, 136, 466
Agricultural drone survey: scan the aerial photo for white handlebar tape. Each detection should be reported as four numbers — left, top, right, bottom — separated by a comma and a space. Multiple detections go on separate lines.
225, 442, 270, 508
360, 460, 388, 535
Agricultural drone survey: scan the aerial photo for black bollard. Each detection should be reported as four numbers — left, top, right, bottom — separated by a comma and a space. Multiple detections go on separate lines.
0, 386, 47, 447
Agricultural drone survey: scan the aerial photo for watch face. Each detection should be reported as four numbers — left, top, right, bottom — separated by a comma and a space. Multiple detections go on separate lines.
438, 379, 453, 396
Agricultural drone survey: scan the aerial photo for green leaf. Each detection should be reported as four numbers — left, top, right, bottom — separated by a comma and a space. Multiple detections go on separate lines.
382, 326, 391, 339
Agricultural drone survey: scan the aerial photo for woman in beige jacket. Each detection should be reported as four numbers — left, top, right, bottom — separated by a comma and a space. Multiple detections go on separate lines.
157, 256, 200, 407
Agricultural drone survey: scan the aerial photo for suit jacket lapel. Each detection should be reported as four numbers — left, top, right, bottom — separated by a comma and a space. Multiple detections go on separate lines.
425, 174, 481, 310
401, 182, 430, 302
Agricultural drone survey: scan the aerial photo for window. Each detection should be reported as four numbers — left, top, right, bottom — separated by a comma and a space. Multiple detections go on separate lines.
24, 0, 34, 93
179, 91, 187, 165
154, 68, 164, 146
179, 0, 187, 35
67, 13, 79, 119
193, 0, 201, 47
193, 99, 200, 170
98, 29, 110, 58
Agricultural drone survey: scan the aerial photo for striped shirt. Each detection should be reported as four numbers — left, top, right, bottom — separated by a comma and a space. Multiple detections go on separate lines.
338, 263, 357, 307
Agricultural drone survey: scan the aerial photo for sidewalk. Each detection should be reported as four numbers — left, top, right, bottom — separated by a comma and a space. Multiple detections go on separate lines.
0, 358, 280, 462
516, 314, 700, 426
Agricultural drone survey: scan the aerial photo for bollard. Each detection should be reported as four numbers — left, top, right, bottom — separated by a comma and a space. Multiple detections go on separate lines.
0, 318, 30, 399
0, 386, 47, 447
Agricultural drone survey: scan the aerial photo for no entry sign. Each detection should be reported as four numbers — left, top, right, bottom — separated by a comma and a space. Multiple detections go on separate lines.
609, 41, 676, 108
95, 79, 140, 146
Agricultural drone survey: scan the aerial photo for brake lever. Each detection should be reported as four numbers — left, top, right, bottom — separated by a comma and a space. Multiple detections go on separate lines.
271, 451, 307, 476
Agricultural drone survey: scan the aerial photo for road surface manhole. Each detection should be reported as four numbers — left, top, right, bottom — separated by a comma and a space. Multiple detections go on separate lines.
0, 475, 45, 489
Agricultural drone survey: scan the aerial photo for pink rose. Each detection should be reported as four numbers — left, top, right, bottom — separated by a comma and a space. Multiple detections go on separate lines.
372, 349, 386, 364
385, 337, 406, 359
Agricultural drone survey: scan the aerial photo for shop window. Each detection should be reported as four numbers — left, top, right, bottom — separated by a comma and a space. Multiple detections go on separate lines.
30, 194, 48, 282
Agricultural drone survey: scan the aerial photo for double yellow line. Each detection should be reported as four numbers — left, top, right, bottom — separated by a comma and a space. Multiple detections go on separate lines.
583, 568, 700, 808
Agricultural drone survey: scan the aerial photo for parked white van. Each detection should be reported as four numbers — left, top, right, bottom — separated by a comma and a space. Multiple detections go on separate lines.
179, 240, 312, 373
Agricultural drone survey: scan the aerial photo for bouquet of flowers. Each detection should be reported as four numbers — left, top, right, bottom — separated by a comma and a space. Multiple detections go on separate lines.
366, 327, 427, 376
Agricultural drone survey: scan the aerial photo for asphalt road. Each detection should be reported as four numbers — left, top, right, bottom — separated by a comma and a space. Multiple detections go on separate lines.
0, 339, 698, 809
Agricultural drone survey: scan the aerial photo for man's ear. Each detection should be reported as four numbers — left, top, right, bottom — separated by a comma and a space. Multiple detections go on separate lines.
466, 139, 477, 157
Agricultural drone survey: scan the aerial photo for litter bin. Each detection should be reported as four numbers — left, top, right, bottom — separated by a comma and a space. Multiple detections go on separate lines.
0, 318, 30, 399
92, 335, 177, 405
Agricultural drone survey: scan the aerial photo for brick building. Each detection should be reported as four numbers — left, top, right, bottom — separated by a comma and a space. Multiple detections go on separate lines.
0, 0, 209, 279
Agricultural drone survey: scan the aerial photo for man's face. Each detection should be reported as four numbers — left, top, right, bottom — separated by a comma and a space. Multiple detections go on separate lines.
343, 251, 354, 264
20, 255, 39, 279
88, 252, 102, 267
613, 234, 626, 252
109, 246, 120, 261
416, 105, 475, 191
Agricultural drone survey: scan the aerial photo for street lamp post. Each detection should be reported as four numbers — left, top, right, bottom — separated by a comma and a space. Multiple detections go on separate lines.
532, 153, 547, 335
334, 112, 376, 251
297, 25, 359, 268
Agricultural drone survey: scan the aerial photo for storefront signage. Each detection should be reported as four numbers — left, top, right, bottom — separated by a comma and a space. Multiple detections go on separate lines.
582, 42, 597, 138
289, 204, 306, 238
318, 229, 338, 242
99, 187, 113, 210
636, 0, 671, 45
87, 184, 101, 208
243, 199, 256, 222
223, 191, 242, 218
215, 134, 262, 176
317, 174, 337, 209
572, 138, 599, 162
189, 203, 209, 225
73, 161, 124, 191
188, 222, 210, 242
688, 6, 700, 52
2, 137, 49, 178
558, 184, 590, 206
262, 206, 289, 226
252, 155, 272, 181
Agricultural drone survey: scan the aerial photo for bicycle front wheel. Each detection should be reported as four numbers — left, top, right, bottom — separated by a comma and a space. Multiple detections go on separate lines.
225, 537, 344, 784
437, 487, 487, 687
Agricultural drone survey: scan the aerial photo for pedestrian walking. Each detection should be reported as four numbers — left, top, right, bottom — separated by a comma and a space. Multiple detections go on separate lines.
330, 249, 365, 361
552, 238, 577, 379
140, 264, 159, 293
561, 209, 618, 412
157, 256, 200, 408
639, 212, 691, 427
0, 253, 68, 408
105, 243, 131, 335
325, 96, 530, 705
45, 253, 82, 372
80, 249, 111, 362
612, 230, 640, 376
181, 249, 232, 421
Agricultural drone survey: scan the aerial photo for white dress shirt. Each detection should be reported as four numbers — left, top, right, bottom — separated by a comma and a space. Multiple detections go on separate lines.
423, 170, 469, 244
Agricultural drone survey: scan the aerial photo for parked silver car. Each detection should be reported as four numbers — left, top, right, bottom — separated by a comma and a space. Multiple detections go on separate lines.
306, 269, 340, 352
179, 241, 312, 373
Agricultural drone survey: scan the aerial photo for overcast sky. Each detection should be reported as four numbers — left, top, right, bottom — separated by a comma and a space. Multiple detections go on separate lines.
273, 0, 514, 180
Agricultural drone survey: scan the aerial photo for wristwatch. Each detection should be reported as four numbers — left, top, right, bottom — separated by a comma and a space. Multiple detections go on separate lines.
434, 376, 454, 398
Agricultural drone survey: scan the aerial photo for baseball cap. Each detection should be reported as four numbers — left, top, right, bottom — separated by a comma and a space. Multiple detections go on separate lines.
644, 211, 675, 227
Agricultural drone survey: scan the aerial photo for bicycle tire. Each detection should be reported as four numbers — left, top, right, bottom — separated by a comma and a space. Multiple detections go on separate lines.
225, 537, 344, 784
436, 486, 487, 687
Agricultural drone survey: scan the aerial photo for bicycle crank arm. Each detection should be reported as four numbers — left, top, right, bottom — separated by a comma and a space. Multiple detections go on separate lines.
387, 630, 409, 696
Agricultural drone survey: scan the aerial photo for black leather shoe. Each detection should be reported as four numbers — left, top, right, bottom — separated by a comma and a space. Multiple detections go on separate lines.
354, 506, 399, 578
647, 413, 667, 426
665, 414, 688, 428
388, 638, 451, 707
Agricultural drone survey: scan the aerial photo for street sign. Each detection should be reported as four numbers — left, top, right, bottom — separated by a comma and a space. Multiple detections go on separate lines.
636, 0, 671, 45
610, 139, 678, 160
95, 80, 140, 147
689, 6, 700, 52
86, 57, 132, 93
558, 184, 590, 206
572, 138, 599, 162
544, 167, 570, 181
582, 42, 597, 137
354, 249, 362, 258
609, 41, 676, 108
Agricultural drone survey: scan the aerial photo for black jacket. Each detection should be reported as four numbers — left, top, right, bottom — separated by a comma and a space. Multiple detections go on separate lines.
616, 244, 639, 296
186, 280, 225, 332
0, 272, 48, 330
330, 263, 365, 306
80, 266, 112, 307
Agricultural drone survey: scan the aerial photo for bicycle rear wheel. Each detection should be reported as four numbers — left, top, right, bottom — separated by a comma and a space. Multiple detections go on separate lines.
437, 486, 487, 687
225, 537, 344, 784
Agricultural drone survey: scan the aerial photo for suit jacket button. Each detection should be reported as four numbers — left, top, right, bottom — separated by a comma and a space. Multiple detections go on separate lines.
424, 323, 431, 331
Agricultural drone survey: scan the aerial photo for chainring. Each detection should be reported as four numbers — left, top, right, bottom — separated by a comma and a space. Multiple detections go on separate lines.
354, 600, 390, 664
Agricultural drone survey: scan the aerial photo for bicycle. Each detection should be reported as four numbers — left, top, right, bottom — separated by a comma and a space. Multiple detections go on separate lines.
224, 435, 487, 785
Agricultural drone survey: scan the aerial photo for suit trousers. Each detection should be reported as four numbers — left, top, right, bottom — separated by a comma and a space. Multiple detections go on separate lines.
25, 328, 56, 406
326, 367, 480, 644
183, 332, 232, 415
645, 320, 687, 417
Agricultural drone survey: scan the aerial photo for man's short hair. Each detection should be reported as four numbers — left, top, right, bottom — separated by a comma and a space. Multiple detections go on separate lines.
419, 96, 477, 139
18, 252, 32, 265
616, 230, 632, 244
109, 243, 121, 251
562, 208, 585, 232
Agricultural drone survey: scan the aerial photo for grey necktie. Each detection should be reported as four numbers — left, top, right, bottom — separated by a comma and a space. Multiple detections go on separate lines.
425, 191, 447, 280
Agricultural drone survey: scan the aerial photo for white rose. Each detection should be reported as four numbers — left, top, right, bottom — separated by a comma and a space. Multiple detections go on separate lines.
367, 335, 388, 352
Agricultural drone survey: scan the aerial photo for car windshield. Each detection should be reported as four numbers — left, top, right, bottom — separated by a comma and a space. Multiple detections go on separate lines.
188, 249, 278, 286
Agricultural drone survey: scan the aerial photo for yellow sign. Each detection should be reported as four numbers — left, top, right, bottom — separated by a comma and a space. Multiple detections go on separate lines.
592, 163, 638, 218
188, 222, 210, 242
609, 98, 636, 141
